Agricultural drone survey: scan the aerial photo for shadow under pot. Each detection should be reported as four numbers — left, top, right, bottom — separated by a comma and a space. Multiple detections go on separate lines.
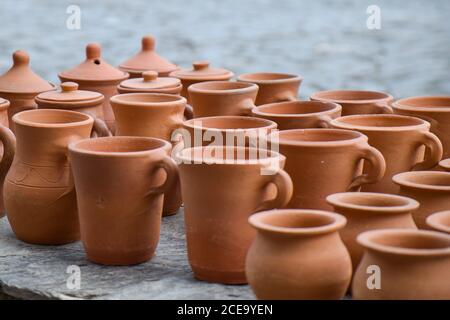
4, 109, 95, 245
176, 146, 293, 284
0, 124, 16, 218
331, 114, 443, 194
237, 72, 302, 106
353, 229, 450, 299
117, 71, 182, 95
393, 171, 450, 229
427, 211, 450, 234
440, 159, 450, 171
245, 209, 351, 300
326, 192, 418, 270
310, 90, 393, 116
266, 129, 386, 210
252, 100, 342, 130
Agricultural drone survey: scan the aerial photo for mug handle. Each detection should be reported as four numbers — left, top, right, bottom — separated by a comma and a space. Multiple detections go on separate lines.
374, 101, 394, 114
0, 125, 16, 182
147, 156, 179, 196
184, 104, 194, 120
92, 118, 112, 137
315, 115, 334, 128
256, 169, 293, 211
412, 131, 443, 171
348, 144, 386, 191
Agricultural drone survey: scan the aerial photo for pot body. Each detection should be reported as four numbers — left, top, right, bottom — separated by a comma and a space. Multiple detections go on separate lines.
0, 125, 16, 218
1, 92, 39, 132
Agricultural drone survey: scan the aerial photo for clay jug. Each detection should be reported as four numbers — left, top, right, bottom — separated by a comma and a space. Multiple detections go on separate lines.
176, 146, 293, 284
246, 209, 352, 299
0, 99, 10, 127
393, 171, 450, 229
331, 114, 443, 194
4, 109, 95, 244
0, 125, 16, 218
69, 136, 178, 265
440, 158, 450, 171
117, 71, 182, 95
427, 211, 450, 234
188, 81, 258, 117
266, 129, 386, 210
252, 101, 342, 130
310, 90, 393, 116
353, 229, 450, 299
326, 192, 418, 269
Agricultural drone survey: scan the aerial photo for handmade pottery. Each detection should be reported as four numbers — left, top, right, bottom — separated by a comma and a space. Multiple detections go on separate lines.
440, 158, 450, 171
169, 61, 234, 104
69, 136, 178, 265
252, 101, 342, 130
177, 146, 293, 284
246, 210, 351, 300
426, 211, 450, 234
58, 43, 129, 132
0, 50, 54, 131
266, 129, 386, 210
0, 98, 10, 127
353, 229, 450, 299
331, 114, 443, 194
118, 35, 178, 78
117, 71, 182, 95
310, 90, 394, 116
4, 109, 94, 244
0, 125, 16, 218
393, 171, 450, 229
237, 72, 302, 105
326, 192, 418, 269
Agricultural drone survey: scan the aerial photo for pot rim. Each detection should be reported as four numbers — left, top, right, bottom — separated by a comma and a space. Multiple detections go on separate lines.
252, 101, 341, 118
237, 72, 303, 84
187, 80, 258, 95
310, 89, 393, 104
330, 114, 430, 132
393, 96, 450, 113
426, 211, 450, 234
110, 92, 186, 107
0, 98, 10, 111
183, 115, 277, 132
13, 109, 93, 128
392, 171, 450, 192
439, 158, 450, 171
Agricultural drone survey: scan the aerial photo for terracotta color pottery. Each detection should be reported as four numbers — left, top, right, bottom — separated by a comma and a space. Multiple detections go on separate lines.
4, 109, 94, 244
392, 96, 450, 160
246, 209, 352, 300
0, 125, 16, 218
353, 229, 450, 299
176, 146, 293, 284
326, 192, 418, 269
118, 71, 182, 95
393, 171, 450, 229
331, 114, 443, 194
310, 90, 394, 116
58, 43, 129, 132
440, 158, 450, 171
69, 136, 178, 265
0, 50, 55, 131
427, 211, 450, 234
0, 98, 10, 127
118, 35, 178, 78
169, 61, 234, 104
266, 129, 386, 210
252, 101, 342, 130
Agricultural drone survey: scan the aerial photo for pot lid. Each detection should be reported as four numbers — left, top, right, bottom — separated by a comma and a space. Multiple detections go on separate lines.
0, 50, 54, 94
119, 35, 178, 74
36, 82, 104, 103
119, 71, 180, 90
170, 61, 234, 81
59, 43, 128, 82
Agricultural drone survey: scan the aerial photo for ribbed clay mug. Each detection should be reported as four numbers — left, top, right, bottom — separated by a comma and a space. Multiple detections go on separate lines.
427, 211, 450, 234
0, 125, 16, 218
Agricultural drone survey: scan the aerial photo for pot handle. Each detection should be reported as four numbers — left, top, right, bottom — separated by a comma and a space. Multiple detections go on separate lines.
348, 144, 386, 191
256, 169, 293, 211
0, 125, 16, 182
91, 118, 112, 137
315, 115, 334, 128
373, 101, 394, 114
147, 156, 179, 196
184, 104, 194, 120
412, 131, 443, 171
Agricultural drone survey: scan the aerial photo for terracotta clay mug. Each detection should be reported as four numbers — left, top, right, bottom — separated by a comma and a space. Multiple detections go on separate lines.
393, 171, 450, 229
246, 210, 352, 300
0, 98, 10, 127
188, 81, 258, 117
237, 72, 303, 105
69, 136, 178, 265
176, 146, 293, 284
266, 129, 386, 210
4, 109, 95, 244
331, 114, 443, 194
327, 192, 418, 269
252, 101, 342, 130
353, 229, 450, 299
427, 211, 450, 234
0, 125, 16, 218
310, 90, 394, 116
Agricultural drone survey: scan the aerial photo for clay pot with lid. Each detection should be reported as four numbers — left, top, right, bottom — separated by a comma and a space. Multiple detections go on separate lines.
331, 114, 443, 194
326, 192, 418, 269
0, 125, 16, 218
245, 210, 351, 300
252, 101, 342, 130
310, 90, 394, 116
237, 72, 303, 106
119, 35, 178, 78
0, 50, 55, 131
353, 229, 450, 299
440, 158, 450, 171
58, 43, 129, 132
427, 211, 450, 234
117, 71, 182, 95
393, 171, 450, 229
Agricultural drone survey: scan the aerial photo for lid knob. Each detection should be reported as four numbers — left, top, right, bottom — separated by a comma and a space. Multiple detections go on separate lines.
193, 61, 210, 71
142, 36, 156, 51
12, 50, 30, 66
142, 71, 158, 82
61, 82, 79, 92
86, 43, 102, 59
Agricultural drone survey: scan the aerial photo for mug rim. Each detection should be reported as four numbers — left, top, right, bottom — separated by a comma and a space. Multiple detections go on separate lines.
237, 72, 303, 84
393, 96, 450, 113
187, 80, 258, 95
183, 115, 277, 132
13, 108, 93, 128
310, 89, 393, 104
252, 101, 341, 118
426, 211, 450, 234
392, 171, 450, 192
110, 92, 186, 107
330, 114, 430, 132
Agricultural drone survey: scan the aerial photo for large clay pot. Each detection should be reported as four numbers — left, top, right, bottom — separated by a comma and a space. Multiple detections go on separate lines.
246, 209, 351, 300
266, 129, 386, 210
353, 229, 450, 299
58, 43, 129, 132
4, 109, 94, 244
176, 146, 293, 284
393, 171, 450, 229
427, 211, 450, 234
0, 125, 16, 218
440, 159, 450, 171
331, 114, 443, 194
0, 99, 10, 127
327, 192, 418, 269
237, 72, 302, 105
252, 101, 342, 130
117, 71, 182, 95
310, 90, 394, 116
188, 81, 258, 117
69, 136, 178, 265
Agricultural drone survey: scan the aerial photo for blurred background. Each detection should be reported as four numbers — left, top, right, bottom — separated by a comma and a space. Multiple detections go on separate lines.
0, 0, 448, 98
